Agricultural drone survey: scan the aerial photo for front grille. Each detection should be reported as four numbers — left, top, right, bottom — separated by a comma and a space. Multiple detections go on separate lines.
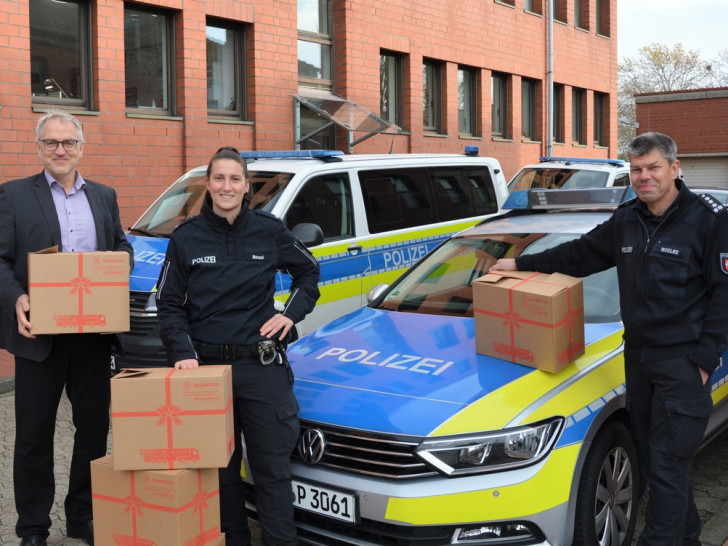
128, 291, 158, 336
294, 421, 437, 479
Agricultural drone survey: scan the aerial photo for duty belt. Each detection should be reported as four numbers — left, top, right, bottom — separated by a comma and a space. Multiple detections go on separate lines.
194, 340, 281, 365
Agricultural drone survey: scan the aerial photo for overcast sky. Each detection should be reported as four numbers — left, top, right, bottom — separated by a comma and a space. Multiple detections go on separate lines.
618, 0, 728, 62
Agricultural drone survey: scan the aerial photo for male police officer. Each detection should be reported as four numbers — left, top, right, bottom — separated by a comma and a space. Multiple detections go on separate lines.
490, 132, 728, 545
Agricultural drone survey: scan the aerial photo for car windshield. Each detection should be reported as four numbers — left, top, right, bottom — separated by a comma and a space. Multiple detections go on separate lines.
376, 232, 620, 323
508, 167, 609, 192
129, 169, 294, 236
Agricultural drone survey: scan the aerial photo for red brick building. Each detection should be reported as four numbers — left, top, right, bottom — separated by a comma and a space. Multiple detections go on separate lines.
0, 0, 618, 227
635, 88, 728, 188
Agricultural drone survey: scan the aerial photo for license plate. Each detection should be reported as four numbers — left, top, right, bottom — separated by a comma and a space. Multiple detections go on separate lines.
292, 479, 357, 523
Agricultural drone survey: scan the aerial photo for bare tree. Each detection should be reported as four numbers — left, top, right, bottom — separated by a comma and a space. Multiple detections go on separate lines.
618, 43, 712, 156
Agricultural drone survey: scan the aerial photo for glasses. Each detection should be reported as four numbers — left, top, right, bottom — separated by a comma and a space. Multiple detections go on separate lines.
40, 139, 81, 151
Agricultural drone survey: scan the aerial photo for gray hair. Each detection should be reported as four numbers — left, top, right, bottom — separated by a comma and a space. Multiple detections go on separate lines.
36, 111, 84, 143
626, 132, 677, 164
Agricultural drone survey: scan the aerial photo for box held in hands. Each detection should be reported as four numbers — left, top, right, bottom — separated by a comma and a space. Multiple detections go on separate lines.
28, 247, 130, 334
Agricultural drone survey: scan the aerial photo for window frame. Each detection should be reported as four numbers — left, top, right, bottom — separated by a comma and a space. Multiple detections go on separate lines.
30, 0, 92, 109
575, 0, 590, 30
206, 19, 246, 120
553, 0, 567, 23
521, 78, 538, 141
298, 0, 333, 89
423, 59, 443, 134
572, 87, 586, 145
380, 51, 404, 128
458, 66, 478, 136
596, 0, 611, 37
552, 83, 565, 143
593, 91, 606, 146
123, 4, 176, 116
491, 72, 510, 139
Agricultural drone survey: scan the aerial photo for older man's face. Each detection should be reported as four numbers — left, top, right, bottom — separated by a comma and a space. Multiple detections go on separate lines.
37, 118, 84, 187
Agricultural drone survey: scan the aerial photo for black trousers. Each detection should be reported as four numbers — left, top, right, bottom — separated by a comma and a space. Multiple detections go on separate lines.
625, 355, 713, 546
212, 356, 300, 546
14, 334, 111, 538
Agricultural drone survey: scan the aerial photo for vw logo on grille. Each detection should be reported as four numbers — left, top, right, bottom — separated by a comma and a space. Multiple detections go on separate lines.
298, 428, 326, 464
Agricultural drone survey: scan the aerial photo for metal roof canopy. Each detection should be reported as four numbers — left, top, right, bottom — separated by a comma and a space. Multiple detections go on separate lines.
293, 89, 406, 154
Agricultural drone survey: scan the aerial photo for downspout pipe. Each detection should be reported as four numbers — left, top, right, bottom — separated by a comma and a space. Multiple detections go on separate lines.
547, 0, 554, 157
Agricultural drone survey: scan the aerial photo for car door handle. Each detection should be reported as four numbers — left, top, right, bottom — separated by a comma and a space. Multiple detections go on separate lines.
347, 244, 363, 253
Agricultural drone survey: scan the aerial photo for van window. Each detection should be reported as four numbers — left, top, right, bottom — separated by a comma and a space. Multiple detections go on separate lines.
285, 174, 354, 242
359, 168, 433, 233
431, 167, 497, 221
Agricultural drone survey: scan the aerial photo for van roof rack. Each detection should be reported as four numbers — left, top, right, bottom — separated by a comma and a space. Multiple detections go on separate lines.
240, 150, 344, 162
539, 156, 625, 167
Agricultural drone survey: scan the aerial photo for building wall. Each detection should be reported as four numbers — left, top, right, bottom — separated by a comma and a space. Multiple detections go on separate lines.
635, 88, 728, 187
0, 0, 618, 228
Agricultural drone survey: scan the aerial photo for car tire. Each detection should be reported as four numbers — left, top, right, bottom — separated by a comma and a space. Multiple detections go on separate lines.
573, 421, 640, 546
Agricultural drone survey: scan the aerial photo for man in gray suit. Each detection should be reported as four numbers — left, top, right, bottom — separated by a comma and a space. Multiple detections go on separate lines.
0, 112, 133, 546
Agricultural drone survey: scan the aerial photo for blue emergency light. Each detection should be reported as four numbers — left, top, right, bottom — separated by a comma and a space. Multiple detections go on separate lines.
539, 156, 625, 167
503, 186, 635, 210
239, 150, 345, 162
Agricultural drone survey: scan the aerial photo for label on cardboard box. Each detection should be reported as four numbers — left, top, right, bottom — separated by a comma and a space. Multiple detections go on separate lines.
91, 454, 224, 546
28, 248, 130, 334
473, 271, 585, 373
111, 367, 234, 470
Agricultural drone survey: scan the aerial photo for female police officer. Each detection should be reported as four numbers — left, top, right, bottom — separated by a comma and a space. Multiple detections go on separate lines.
155, 146, 320, 545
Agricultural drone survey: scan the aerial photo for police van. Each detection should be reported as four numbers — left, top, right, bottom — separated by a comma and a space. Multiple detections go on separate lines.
508, 156, 631, 192
114, 148, 509, 369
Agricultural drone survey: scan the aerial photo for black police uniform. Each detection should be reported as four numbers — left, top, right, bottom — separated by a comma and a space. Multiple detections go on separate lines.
156, 195, 320, 546
517, 179, 728, 545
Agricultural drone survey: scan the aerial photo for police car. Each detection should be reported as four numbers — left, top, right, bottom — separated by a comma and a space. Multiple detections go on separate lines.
116, 149, 508, 369
508, 157, 631, 192
256, 188, 728, 546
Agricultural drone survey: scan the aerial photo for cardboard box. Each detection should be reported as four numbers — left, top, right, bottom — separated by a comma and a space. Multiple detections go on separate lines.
473, 271, 584, 373
111, 367, 234, 470
91, 455, 225, 546
28, 248, 130, 334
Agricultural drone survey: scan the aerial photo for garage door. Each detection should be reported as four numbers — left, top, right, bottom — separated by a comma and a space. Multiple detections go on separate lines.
679, 157, 728, 189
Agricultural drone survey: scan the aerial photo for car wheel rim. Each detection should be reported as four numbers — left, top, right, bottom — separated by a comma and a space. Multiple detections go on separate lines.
594, 445, 634, 546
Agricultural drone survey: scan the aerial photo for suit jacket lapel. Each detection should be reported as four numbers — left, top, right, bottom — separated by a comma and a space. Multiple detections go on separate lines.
32, 173, 63, 249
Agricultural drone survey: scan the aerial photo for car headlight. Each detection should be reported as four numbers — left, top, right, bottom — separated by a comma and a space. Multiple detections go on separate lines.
415, 417, 564, 476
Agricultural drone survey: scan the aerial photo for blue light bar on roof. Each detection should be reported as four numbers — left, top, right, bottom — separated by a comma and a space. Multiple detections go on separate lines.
503, 187, 634, 210
239, 150, 345, 160
539, 156, 625, 167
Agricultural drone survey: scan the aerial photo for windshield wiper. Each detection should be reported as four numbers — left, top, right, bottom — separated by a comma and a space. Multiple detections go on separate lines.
127, 227, 167, 238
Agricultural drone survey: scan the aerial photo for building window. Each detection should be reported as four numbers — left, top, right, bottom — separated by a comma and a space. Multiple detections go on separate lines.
594, 92, 607, 146
423, 59, 443, 133
124, 5, 175, 113
30, 0, 90, 107
575, 0, 590, 30
298, 0, 332, 89
380, 51, 403, 127
458, 66, 477, 136
206, 21, 245, 119
492, 72, 509, 139
553, 83, 564, 143
524, 0, 543, 15
572, 87, 586, 145
521, 78, 538, 141
553, 0, 567, 23
495, 0, 516, 6
596, 0, 610, 36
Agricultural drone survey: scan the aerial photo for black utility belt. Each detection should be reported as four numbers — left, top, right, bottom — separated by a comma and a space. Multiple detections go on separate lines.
194, 340, 283, 365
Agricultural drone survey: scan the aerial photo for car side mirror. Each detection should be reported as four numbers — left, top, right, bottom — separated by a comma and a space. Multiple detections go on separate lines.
367, 283, 389, 305
291, 222, 324, 248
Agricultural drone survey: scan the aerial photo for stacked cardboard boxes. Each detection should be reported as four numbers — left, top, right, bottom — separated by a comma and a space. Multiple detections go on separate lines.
92, 366, 234, 545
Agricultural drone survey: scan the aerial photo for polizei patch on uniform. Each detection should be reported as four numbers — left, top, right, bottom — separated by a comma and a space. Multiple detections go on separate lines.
191, 255, 217, 265
721, 253, 728, 275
